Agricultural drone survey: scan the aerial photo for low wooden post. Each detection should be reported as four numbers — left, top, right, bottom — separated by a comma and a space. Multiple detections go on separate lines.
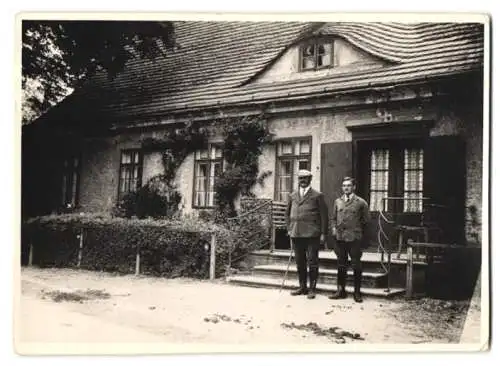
135, 248, 141, 276
405, 244, 414, 299
28, 241, 34, 267
270, 227, 276, 253
77, 228, 84, 268
210, 234, 216, 280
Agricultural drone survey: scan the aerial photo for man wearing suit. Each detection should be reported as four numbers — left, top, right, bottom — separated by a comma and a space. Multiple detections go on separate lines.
285, 169, 329, 299
329, 177, 370, 303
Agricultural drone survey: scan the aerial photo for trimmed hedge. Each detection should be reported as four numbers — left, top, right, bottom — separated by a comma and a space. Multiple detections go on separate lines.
22, 213, 232, 278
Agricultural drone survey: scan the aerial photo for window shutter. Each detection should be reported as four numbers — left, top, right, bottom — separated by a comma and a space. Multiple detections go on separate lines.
423, 135, 466, 245
321, 142, 352, 249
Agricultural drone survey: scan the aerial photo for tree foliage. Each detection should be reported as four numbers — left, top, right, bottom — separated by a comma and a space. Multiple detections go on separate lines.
22, 20, 175, 123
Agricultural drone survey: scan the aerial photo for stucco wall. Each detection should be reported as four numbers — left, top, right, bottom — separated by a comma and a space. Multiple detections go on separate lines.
76, 93, 483, 244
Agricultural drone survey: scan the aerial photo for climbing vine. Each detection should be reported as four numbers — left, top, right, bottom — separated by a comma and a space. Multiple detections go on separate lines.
214, 113, 274, 219
118, 123, 209, 218
117, 113, 273, 221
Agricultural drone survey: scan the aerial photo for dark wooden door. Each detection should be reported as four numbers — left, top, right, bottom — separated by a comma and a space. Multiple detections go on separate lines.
320, 142, 352, 249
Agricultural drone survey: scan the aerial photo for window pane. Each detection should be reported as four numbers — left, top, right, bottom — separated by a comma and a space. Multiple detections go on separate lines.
121, 152, 132, 164
279, 192, 290, 202
370, 191, 388, 212
302, 45, 315, 57
317, 43, 332, 67
279, 160, 292, 175
298, 159, 309, 170
71, 171, 78, 204
199, 148, 209, 159
299, 140, 310, 155
133, 152, 139, 164
371, 149, 389, 170
405, 148, 424, 169
404, 192, 423, 212
279, 141, 293, 155
404, 170, 421, 191
212, 145, 222, 159
195, 192, 206, 207
279, 177, 292, 193
196, 177, 207, 191
196, 163, 208, 178
61, 175, 67, 204
302, 57, 315, 69
371, 171, 389, 191
207, 192, 215, 207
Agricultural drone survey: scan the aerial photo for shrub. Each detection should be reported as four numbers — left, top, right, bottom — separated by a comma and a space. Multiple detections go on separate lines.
22, 212, 233, 278
118, 176, 182, 219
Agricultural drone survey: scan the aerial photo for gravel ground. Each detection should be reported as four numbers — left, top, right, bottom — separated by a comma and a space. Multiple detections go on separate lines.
15, 267, 480, 353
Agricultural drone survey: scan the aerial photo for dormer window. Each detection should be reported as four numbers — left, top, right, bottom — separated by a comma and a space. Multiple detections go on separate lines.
300, 40, 333, 71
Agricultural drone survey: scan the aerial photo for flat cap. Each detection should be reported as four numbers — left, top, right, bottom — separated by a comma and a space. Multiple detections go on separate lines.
298, 169, 313, 177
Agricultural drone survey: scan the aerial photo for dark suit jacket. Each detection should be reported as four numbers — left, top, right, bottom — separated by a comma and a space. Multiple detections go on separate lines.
332, 194, 370, 242
285, 188, 329, 239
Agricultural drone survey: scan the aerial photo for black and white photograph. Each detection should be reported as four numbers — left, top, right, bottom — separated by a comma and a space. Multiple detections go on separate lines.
15, 12, 490, 354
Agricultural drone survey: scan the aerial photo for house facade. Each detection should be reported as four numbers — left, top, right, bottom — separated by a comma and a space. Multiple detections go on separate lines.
22, 21, 485, 249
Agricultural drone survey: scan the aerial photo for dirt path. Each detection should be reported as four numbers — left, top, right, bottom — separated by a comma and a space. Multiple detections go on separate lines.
16, 268, 477, 351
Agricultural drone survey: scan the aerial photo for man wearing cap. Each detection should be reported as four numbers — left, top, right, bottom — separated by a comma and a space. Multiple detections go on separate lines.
329, 176, 370, 303
285, 169, 329, 299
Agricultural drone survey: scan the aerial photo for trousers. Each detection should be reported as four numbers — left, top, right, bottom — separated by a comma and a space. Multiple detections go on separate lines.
335, 239, 363, 271
291, 237, 320, 289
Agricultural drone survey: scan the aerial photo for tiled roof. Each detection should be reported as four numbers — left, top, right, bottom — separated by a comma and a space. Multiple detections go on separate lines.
56, 21, 485, 122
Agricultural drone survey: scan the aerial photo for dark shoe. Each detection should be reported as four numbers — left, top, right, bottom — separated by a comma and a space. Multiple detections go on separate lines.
353, 269, 363, 303
307, 290, 316, 299
290, 288, 308, 296
307, 268, 318, 299
328, 289, 347, 300
353, 291, 363, 303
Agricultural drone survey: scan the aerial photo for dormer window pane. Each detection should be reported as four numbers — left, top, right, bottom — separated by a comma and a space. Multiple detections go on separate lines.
300, 41, 333, 71
317, 43, 332, 67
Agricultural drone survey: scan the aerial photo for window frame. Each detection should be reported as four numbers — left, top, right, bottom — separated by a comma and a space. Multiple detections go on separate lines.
299, 39, 335, 72
61, 153, 82, 208
274, 136, 313, 202
192, 143, 224, 209
357, 138, 425, 214
117, 149, 143, 202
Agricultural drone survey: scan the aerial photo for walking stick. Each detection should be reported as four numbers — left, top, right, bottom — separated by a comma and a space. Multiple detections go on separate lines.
280, 237, 294, 292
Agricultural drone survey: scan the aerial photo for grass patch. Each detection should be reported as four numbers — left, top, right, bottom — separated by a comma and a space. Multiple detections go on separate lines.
387, 298, 474, 342
42, 289, 111, 303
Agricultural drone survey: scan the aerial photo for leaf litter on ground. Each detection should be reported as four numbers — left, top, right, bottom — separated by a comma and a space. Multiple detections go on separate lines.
42, 288, 111, 303
281, 322, 364, 343
203, 313, 259, 329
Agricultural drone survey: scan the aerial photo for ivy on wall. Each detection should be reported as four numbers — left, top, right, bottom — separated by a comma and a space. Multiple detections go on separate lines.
119, 113, 274, 221
214, 113, 274, 219
118, 123, 209, 218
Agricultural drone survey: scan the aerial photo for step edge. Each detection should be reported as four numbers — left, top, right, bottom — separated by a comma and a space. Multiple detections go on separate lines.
227, 276, 405, 295
253, 265, 387, 277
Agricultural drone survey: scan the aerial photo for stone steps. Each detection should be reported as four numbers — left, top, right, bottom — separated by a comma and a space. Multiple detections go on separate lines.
252, 264, 388, 288
226, 275, 405, 298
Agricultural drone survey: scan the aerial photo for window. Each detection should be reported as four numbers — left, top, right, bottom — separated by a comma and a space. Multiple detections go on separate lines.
118, 150, 142, 200
369, 149, 390, 212
403, 148, 424, 212
300, 40, 333, 71
193, 144, 223, 208
365, 142, 424, 213
61, 154, 81, 207
275, 137, 312, 201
